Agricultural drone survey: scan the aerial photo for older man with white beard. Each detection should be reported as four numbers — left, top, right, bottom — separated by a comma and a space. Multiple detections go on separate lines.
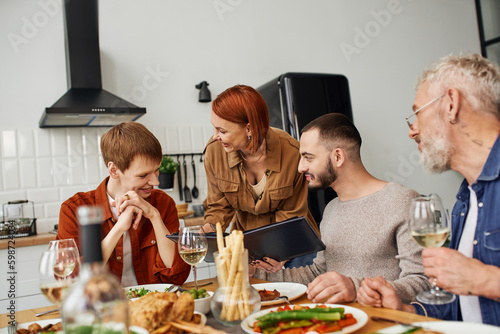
357, 53, 500, 327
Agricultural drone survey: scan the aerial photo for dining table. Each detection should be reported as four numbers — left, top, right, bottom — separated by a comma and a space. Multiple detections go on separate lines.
0, 277, 438, 333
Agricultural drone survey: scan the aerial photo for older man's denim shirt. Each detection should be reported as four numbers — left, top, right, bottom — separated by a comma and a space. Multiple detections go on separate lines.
414, 134, 500, 326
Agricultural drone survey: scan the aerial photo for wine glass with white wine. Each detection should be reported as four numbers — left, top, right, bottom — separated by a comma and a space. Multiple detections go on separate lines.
178, 226, 208, 290
409, 195, 456, 304
39, 247, 80, 306
48, 239, 81, 278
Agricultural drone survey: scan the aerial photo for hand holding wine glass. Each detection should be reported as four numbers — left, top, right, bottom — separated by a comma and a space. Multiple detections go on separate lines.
178, 226, 208, 290
39, 247, 80, 305
409, 195, 456, 304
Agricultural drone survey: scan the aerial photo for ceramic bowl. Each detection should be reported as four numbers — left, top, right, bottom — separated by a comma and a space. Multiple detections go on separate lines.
194, 291, 214, 314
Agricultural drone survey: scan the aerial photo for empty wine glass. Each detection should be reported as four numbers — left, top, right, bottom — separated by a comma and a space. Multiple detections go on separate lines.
39, 247, 80, 305
48, 238, 78, 251
409, 195, 456, 304
178, 226, 208, 290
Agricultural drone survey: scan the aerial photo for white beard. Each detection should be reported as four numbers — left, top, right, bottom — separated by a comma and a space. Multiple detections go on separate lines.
420, 132, 452, 174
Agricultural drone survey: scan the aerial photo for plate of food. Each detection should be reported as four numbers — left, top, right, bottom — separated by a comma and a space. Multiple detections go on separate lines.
377, 321, 500, 334
241, 303, 368, 334
129, 290, 206, 333
124, 283, 173, 299
0, 319, 149, 334
252, 282, 307, 306
0, 319, 62, 334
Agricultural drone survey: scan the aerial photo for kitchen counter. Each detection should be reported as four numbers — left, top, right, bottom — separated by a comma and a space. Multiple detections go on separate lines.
183, 216, 204, 226
0, 233, 56, 250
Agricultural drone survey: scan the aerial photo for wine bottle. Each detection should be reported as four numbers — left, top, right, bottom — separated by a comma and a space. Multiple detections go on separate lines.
61, 206, 129, 334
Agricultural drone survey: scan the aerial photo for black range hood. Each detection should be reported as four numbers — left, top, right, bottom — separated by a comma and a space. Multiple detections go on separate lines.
40, 0, 145, 128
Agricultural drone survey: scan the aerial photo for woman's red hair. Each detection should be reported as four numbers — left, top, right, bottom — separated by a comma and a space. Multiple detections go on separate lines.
212, 85, 269, 153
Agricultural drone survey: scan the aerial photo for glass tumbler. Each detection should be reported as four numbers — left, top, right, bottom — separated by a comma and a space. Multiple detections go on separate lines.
210, 249, 261, 326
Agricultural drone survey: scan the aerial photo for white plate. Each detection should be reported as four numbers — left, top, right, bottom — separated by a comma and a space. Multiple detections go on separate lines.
124, 283, 173, 299
241, 303, 368, 334
195, 311, 207, 327
0, 319, 145, 334
251, 282, 307, 306
0, 319, 62, 333
378, 321, 500, 334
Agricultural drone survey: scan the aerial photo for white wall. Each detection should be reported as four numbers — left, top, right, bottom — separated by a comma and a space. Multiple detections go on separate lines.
1, 0, 479, 218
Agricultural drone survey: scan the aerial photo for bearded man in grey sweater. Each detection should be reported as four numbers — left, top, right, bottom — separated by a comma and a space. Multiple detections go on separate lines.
251, 113, 430, 304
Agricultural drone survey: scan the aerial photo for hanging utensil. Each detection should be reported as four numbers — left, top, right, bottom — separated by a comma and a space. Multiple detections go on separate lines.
177, 156, 183, 201
183, 156, 192, 203
191, 155, 199, 199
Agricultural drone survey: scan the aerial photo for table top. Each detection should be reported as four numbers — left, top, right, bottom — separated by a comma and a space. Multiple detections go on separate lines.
0, 277, 437, 333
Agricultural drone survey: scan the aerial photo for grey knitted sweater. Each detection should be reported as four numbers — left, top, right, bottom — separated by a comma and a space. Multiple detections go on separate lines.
254, 182, 431, 303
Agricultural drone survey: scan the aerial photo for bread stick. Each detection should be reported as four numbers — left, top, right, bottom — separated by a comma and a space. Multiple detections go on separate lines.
218, 248, 230, 287
216, 222, 224, 251
226, 233, 243, 288
228, 271, 242, 321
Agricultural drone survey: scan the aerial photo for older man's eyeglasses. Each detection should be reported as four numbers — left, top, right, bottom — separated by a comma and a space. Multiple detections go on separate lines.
406, 93, 446, 128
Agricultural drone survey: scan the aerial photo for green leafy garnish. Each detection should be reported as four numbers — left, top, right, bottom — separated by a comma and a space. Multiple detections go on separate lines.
127, 287, 152, 298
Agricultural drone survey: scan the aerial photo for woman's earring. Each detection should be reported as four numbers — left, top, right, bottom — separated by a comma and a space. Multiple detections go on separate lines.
248, 135, 251, 140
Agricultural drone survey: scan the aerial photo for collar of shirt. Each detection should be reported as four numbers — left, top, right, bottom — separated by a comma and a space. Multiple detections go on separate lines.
227, 127, 282, 173
476, 133, 500, 182
456, 134, 500, 200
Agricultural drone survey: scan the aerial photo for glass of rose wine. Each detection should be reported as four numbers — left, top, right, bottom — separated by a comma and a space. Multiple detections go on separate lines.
409, 195, 455, 304
39, 247, 80, 305
178, 226, 208, 290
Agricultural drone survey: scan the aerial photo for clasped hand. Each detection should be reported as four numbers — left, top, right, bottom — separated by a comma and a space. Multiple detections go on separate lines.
111, 191, 158, 231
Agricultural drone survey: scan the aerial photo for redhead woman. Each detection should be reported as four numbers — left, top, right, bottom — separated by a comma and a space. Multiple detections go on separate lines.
203, 85, 319, 266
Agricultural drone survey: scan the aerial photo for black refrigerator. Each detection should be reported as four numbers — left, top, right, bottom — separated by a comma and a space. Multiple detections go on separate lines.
257, 73, 353, 224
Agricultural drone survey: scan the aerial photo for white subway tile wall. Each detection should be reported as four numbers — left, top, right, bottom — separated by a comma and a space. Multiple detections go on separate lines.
34, 129, 52, 157
3, 160, 20, 190
0, 125, 217, 281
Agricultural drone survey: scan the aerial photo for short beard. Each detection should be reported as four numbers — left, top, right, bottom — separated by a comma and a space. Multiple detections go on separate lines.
308, 159, 338, 191
420, 133, 452, 174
